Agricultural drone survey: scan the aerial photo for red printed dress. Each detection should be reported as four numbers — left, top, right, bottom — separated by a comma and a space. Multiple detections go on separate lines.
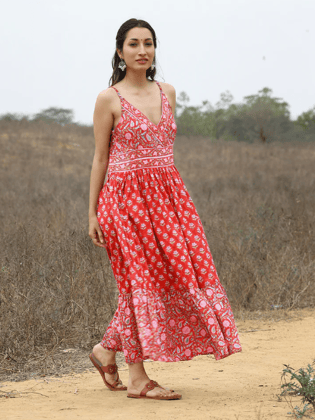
97, 81, 242, 364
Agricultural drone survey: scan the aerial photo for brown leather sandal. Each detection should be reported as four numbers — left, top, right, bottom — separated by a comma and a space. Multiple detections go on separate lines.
127, 379, 182, 400
89, 353, 127, 391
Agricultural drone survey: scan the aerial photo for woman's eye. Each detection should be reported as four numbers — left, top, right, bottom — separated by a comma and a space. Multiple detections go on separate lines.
129, 43, 153, 47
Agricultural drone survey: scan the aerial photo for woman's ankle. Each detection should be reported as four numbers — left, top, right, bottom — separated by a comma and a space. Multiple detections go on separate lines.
93, 344, 116, 364
127, 361, 150, 386
128, 373, 150, 387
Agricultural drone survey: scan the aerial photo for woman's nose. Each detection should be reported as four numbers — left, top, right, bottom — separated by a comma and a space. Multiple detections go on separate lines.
139, 43, 146, 54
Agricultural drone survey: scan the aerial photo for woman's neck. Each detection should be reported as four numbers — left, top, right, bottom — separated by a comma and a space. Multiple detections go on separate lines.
119, 70, 152, 91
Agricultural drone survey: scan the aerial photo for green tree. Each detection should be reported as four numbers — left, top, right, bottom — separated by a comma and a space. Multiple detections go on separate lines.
0, 113, 29, 121
175, 91, 190, 118
219, 87, 292, 142
175, 92, 217, 137
241, 87, 291, 142
215, 90, 234, 111
294, 106, 315, 131
174, 87, 314, 142
32, 107, 74, 125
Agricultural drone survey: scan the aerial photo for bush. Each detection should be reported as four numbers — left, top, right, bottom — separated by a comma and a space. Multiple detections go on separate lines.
281, 362, 315, 418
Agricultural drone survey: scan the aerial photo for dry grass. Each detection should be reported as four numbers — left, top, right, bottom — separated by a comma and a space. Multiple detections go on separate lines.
0, 121, 314, 378
175, 137, 315, 312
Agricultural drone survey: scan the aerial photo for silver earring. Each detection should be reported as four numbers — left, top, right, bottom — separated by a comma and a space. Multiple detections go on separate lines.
118, 58, 126, 71
151, 61, 156, 71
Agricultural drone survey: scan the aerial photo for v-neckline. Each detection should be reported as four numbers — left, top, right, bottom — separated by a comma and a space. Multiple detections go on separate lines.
113, 81, 164, 128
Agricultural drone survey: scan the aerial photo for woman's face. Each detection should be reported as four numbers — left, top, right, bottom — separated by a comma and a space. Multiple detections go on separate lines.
118, 27, 155, 72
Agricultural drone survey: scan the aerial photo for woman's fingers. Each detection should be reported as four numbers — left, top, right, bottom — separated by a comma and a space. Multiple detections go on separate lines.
92, 237, 105, 248
97, 228, 104, 244
92, 228, 106, 248
89, 224, 106, 248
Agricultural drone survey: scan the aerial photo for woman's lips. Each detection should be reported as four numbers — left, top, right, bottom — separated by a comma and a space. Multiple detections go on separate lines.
136, 60, 148, 64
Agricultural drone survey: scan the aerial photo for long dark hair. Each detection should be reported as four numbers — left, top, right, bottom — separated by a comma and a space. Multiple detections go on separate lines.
109, 18, 157, 86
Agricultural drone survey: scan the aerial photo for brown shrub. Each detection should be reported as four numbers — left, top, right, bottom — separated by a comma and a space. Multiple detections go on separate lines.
0, 121, 314, 373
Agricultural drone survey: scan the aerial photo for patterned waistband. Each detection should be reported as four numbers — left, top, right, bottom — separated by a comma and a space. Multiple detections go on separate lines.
108, 148, 174, 173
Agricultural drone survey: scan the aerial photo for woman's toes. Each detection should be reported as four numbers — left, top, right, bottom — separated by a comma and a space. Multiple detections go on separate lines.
147, 386, 180, 398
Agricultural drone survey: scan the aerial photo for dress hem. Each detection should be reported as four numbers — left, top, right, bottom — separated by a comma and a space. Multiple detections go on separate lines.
100, 342, 242, 364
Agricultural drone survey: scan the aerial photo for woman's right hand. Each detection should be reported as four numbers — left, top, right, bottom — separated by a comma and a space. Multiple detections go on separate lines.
89, 215, 106, 248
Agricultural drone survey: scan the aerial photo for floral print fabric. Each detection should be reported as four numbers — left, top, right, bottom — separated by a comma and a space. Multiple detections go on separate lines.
97, 81, 242, 363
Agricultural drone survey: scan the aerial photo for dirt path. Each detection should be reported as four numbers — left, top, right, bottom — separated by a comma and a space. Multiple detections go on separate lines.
1, 309, 315, 420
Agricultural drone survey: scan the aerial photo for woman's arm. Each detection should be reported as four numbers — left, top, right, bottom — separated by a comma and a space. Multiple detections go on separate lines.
88, 89, 114, 247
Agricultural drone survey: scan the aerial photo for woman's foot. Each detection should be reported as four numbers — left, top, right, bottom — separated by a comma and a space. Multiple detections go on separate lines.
127, 377, 181, 399
92, 343, 126, 389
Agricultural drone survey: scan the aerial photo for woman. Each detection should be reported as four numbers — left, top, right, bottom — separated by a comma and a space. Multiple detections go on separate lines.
88, 18, 242, 400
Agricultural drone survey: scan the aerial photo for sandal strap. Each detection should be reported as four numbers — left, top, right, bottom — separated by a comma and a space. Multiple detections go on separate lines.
111, 377, 123, 388
101, 363, 118, 374
140, 380, 160, 396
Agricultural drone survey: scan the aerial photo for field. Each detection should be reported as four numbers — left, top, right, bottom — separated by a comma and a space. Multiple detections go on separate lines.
1, 309, 315, 420
0, 121, 314, 379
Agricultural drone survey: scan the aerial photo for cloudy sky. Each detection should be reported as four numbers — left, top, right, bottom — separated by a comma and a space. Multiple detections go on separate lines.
1, 0, 314, 124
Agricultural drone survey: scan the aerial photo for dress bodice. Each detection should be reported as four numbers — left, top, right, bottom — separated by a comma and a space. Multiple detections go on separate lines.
107, 81, 177, 173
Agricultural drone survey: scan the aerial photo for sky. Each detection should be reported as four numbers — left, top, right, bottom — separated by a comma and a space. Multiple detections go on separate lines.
1, 0, 314, 124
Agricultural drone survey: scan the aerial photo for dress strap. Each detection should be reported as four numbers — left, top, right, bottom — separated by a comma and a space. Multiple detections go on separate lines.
155, 80, 162, 92
110, 85, 122, 100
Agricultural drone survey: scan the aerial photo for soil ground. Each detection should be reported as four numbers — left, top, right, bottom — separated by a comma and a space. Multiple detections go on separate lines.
1, 308, 315, 420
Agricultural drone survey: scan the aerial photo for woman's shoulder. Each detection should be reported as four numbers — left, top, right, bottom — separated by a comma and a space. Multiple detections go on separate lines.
158, 82, 176, 107
95, 87, 119, 110
96, 86, 117, 101
158, 82, 176, 112
158, 81, 176, 96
